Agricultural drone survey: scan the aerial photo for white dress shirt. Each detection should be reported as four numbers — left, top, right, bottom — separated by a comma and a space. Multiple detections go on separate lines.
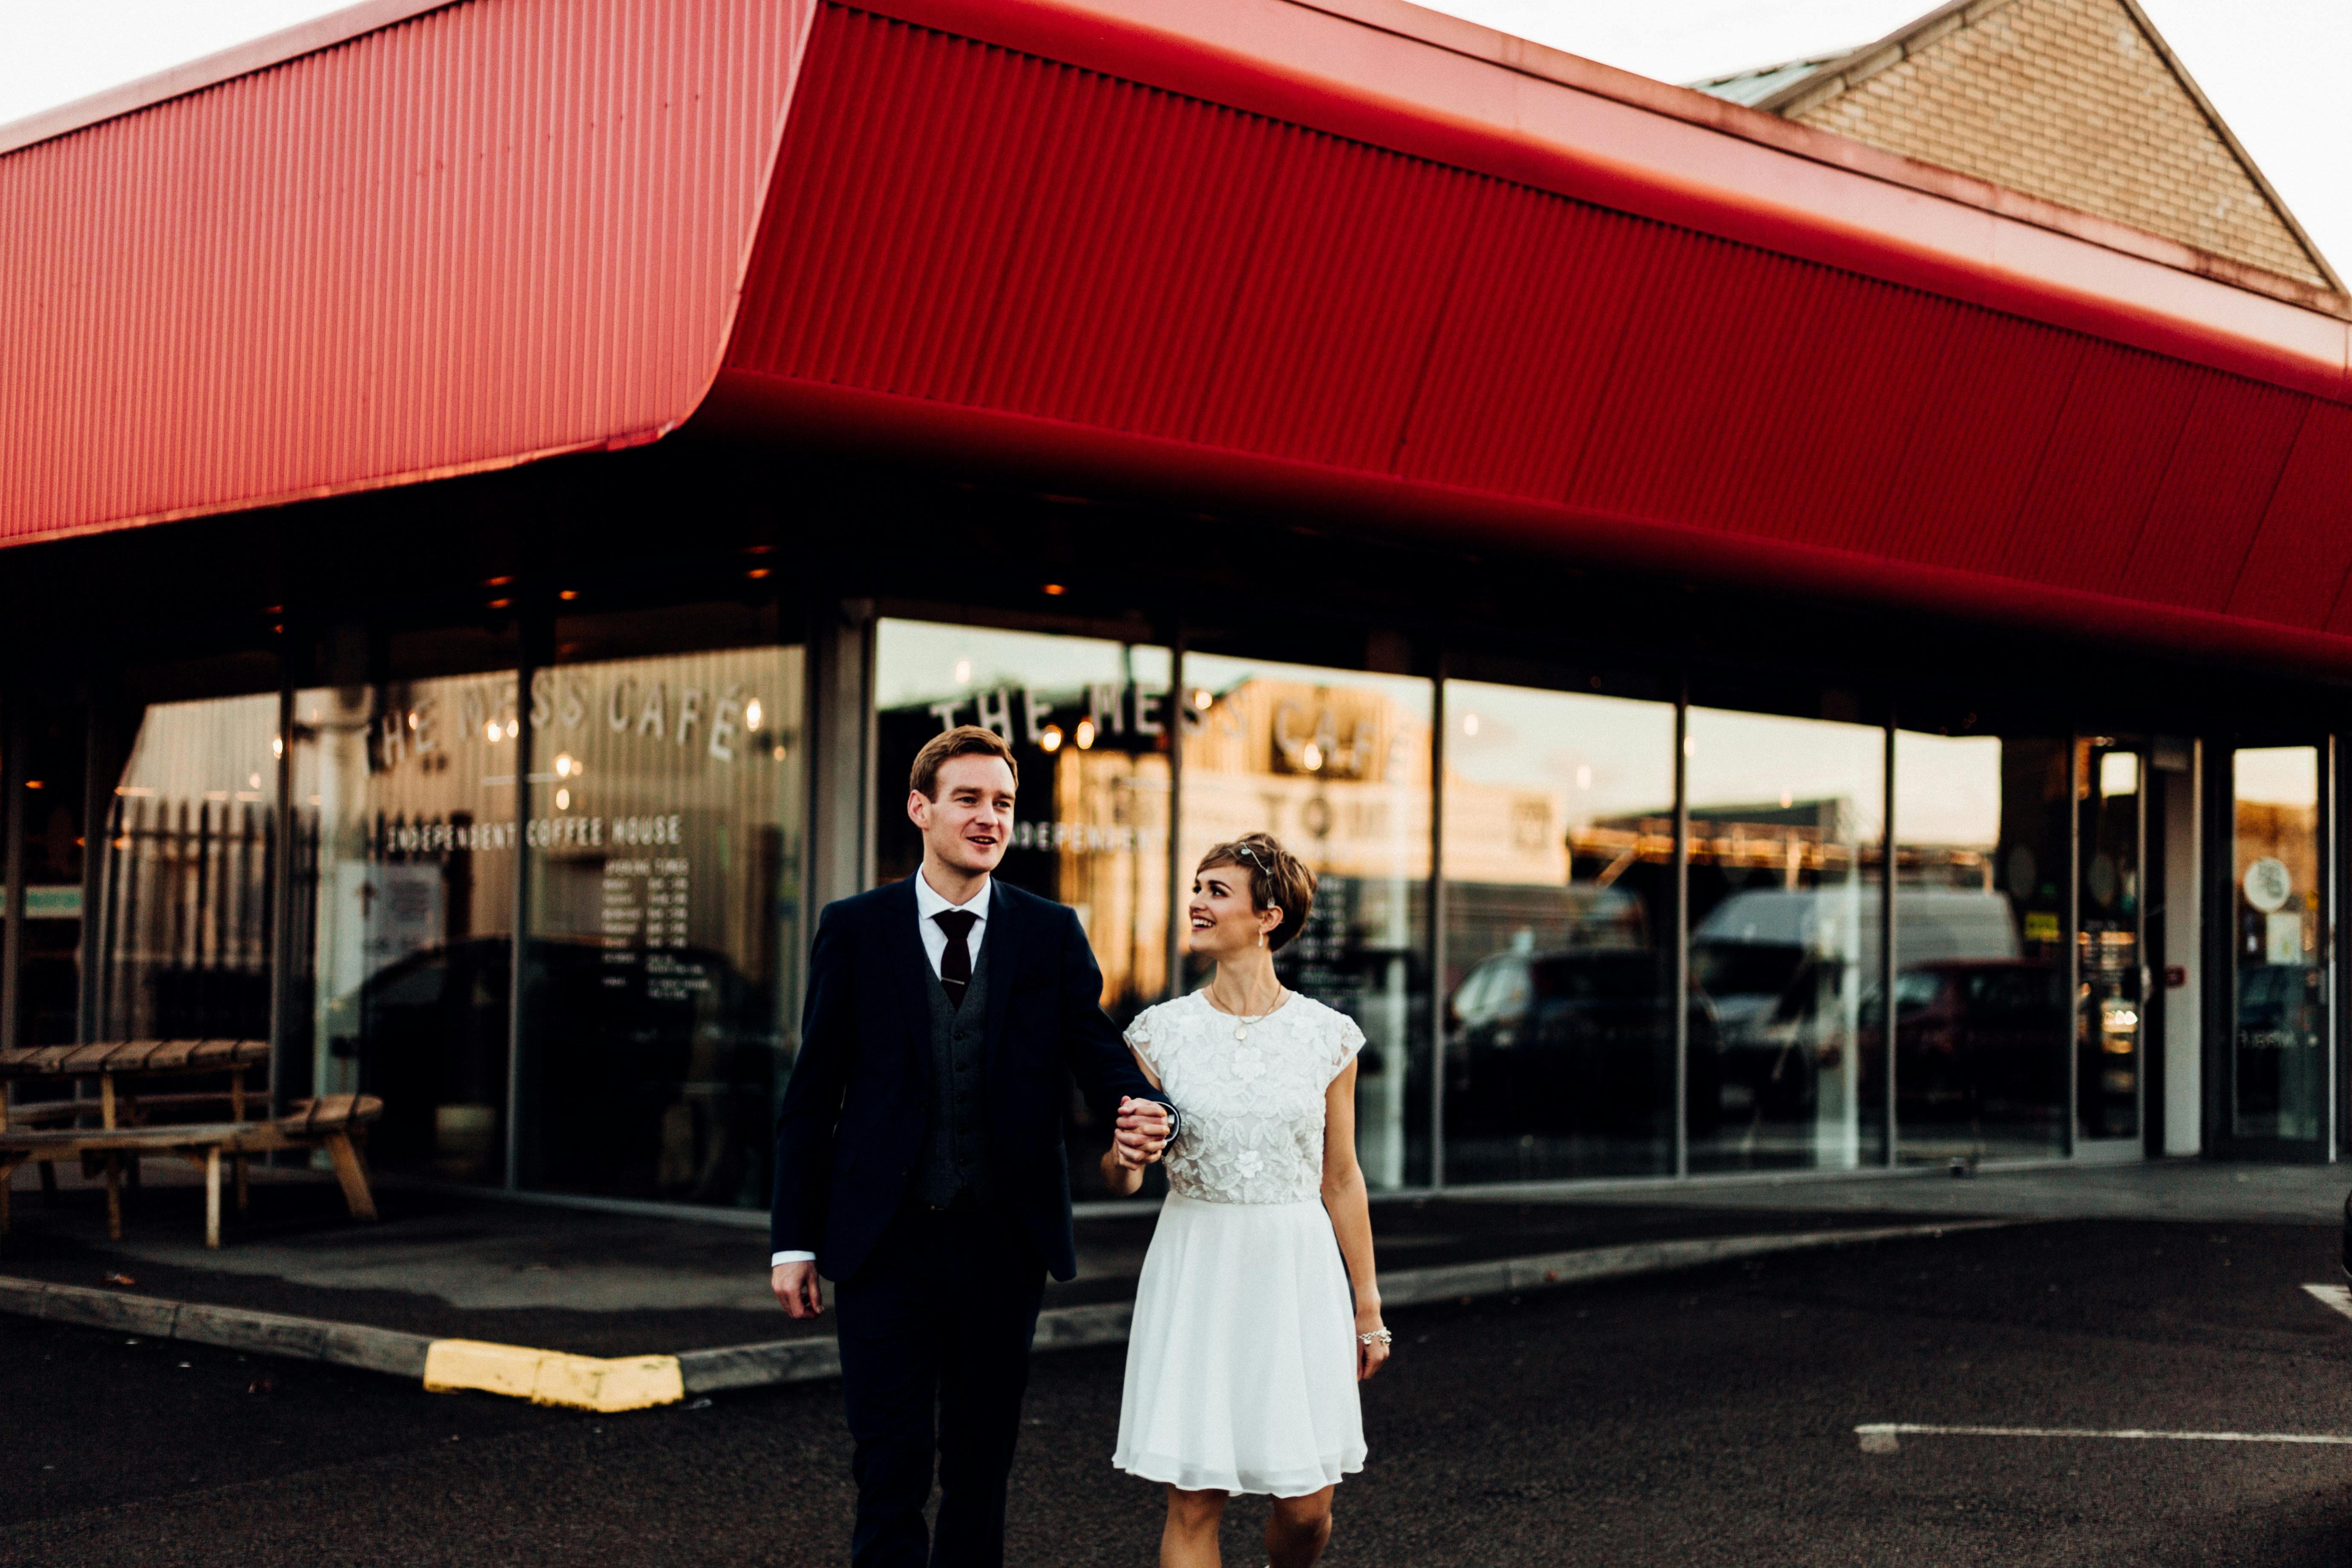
773, 871, 991, 1268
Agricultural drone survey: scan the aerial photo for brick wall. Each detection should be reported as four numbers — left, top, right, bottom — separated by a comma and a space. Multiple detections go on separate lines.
1785, 0, 2328, 287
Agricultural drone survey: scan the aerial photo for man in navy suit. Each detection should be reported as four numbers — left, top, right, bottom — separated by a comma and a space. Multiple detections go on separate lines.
771, 724, 1177, 1568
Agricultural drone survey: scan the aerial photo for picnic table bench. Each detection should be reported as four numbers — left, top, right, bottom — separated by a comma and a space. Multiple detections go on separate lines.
0, 1040, 383, 1248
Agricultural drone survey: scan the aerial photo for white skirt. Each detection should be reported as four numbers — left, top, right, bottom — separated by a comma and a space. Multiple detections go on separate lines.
1113, 1194, 1367, 1497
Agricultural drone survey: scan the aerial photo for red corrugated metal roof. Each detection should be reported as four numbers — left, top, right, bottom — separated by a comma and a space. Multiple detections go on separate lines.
706, 0, 2352, 672
8, 0, 2352, 675
0, 0, 815, 543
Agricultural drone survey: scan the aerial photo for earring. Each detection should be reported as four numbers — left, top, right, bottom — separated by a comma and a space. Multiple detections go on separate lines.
1258, 931, 1268, 948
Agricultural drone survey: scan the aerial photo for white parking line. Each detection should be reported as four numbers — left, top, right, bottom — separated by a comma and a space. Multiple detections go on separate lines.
2302, 1283, 2352, 1322
1856, 1424, 2352, 1454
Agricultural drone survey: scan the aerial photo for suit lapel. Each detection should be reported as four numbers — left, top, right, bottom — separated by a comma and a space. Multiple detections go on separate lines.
981, 880, 1023, 1065
884, 877, 932, 1080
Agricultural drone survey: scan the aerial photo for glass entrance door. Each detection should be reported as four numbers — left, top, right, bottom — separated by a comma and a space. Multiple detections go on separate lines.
2076, 739, 2144, 1147
2228, 746, 2326, 1147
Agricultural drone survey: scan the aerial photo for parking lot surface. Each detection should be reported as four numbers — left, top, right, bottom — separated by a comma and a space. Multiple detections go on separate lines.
8, 1218, 2352, 1566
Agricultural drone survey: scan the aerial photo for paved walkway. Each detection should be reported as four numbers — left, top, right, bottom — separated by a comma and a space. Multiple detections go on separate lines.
0, 1158, 2338, 1356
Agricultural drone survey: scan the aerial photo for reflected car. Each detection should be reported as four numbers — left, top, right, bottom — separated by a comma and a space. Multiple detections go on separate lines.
1445, 949, 1721, 1137
352, 935, 782, 1205
1854, 960, 2066, 1123
1693, 887, 2023, 1119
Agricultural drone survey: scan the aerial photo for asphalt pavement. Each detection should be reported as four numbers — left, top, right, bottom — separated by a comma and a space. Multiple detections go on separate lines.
9, 1216, 2352, 1566
0, 1172, 1978, 1353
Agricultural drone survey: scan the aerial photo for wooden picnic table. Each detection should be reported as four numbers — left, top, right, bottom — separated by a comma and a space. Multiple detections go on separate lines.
0, 1040, 381, 1247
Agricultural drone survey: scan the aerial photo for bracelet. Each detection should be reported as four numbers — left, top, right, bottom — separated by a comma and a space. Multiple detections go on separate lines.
1356, 1328, 1392, 1346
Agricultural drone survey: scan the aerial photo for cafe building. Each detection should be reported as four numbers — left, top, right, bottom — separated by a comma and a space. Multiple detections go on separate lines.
2, 0, 2349, 1220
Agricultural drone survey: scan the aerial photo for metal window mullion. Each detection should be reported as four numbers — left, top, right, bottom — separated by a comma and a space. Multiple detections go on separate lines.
2, 695, 26, 1053
1673, 674, 1690, 1180
1165, 627, 1185, 1004
2136, 741, 2150, 1154
1428, 658, 1446, 1193
269, 673, 295, 1119
2314, 738, 2333, 1166
505, 643, 535, 1194
2065, 732, 2081, 1159
1882, 714, 1898, 1168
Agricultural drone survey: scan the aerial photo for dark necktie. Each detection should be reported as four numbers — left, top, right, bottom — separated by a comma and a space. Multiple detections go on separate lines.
934, 909, 979, 1010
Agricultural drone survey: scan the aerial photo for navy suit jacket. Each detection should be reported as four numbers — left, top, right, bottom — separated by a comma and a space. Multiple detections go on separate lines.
769, 874, 1171, 1283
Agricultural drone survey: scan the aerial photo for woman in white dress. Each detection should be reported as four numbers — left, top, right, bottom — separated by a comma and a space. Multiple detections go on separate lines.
1102, 832, 1391, 1568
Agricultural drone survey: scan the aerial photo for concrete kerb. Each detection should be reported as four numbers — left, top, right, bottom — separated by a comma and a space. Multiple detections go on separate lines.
0, 1219, 2015, 1411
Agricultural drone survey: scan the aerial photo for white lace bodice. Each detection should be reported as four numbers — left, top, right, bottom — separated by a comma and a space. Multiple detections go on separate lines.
1125, 991, 1364, 1205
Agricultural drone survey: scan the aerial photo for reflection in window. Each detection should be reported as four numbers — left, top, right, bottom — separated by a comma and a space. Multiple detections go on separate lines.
1887, 729, 2069, 1160
2232, 746, 2321, 1142
1440, 684, 1676, 1181
97, 694, 281, 1043
1685, 708, 1883, 1172
522, 644, 804, 1206
1182, 655, 1431, 1191
292, 672, 521, 1183
875, 621, 1174, 1196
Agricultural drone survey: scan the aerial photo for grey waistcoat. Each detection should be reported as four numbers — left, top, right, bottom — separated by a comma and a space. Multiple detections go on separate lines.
913, 946, 997, 1208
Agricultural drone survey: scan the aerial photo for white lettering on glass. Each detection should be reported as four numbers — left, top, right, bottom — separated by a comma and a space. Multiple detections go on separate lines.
676, 687, 705, 748
709, 688, 741, 762
1088, 683, 1124, 736
638, 682, 668, 740
975, 688, 1012, 737
608, 677, 635, 734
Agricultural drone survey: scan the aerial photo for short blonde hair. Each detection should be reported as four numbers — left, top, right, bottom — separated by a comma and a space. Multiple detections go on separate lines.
911, 725, 1019, 799
1197, 832, 1315, 952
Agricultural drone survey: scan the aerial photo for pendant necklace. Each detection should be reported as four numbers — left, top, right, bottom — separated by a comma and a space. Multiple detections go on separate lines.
1228, 988, 1286, 1043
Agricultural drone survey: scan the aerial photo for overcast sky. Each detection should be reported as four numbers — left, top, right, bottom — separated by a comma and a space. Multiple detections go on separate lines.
1, 0, 2344, 273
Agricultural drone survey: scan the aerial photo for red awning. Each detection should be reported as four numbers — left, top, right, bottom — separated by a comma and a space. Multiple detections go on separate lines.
0, 0, 817, 543
5, 0, 2350, 672
705, 0, 2352, 674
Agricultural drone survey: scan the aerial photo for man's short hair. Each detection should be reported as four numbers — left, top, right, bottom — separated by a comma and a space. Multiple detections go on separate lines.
911, 725, 1020, 800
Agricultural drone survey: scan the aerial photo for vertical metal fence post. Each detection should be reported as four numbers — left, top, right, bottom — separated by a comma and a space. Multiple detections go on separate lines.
1672, 674, 1690, 1180
1428, 658, 1447, 1193
1882, 714, 1898, 1168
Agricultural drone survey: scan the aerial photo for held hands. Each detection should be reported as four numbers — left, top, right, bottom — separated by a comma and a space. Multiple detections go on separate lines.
772, 1260, 824, 1320
1112, 1096, 1172, 1171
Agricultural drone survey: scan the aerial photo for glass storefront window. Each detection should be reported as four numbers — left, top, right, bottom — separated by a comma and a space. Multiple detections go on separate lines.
875, 620, 1175, 1196
519, 631, 804, 1206
1439, 682, 1677, 1182
1685, 707, 1884, 1172
2231, 745, 2323, 1143
291, 661, 522, 1182
1180, 654, 1431, 1191
1889, 728, 2070, 1161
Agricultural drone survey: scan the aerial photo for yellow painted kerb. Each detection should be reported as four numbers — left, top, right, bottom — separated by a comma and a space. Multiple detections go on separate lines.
423, 1338, 685, 1413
